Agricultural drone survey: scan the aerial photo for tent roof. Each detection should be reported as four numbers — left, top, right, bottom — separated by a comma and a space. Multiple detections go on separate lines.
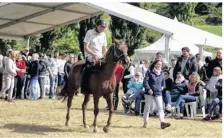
0, 3, 102, 40
135, 35, 213, 57
0, 2, 222, 48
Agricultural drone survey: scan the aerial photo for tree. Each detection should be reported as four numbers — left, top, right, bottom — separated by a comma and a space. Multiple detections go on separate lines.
157, 3, 197, 24
110, 3, 146, 56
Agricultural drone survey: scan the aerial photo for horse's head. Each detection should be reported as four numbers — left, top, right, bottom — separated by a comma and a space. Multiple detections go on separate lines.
106, 39, 128, 64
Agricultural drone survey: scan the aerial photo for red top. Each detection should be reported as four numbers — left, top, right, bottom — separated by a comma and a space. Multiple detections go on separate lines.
115, 63, 124, 83
16, 60, 26, 77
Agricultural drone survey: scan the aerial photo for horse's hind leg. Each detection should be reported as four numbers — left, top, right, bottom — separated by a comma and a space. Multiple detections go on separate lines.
103, 93, 113, 133
65, 94, 74, 126
82, 93, 90, 128
93, 96, 100, 133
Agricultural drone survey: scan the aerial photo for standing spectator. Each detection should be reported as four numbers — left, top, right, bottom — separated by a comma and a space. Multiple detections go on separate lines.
200, 56, 212, 83
14, 52, 26, 99
58, 53, 66, 86
78, 52, 83, 61
154, 52, 168, 68
38, 53, 50, 99
48, 53, 58, 99
0, 51, 20, 101
207, 49, 222, 78
173, 47, 198, 81
135, 61, 147, 78
28, 53, 39, 100
0, 54, 4, 91
121, 57, 135, 94
113, 61, 124, 111
169, 58, 176, 81
142, 60, 170, 129
195, 53, 203, 75
64, 54, 76, 82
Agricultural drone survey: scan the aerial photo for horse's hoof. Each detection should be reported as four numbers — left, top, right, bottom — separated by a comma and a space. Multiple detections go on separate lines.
93, 127, 99, 133
103, 126, 109, 133
84, 125, 89, 129
65, 122, 69, 127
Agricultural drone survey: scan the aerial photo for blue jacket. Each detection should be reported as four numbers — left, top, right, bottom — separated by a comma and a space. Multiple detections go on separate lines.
127, 79, 143, 93
143, 70, 165, 96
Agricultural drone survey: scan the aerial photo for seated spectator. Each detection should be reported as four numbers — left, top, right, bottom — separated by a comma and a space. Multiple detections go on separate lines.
205, 67, 222, 100
164, 72, 188, 112
163, 69, 173, 92
122, 72, 143, 115
175, 72, 204, 119
204, 78, 222, 121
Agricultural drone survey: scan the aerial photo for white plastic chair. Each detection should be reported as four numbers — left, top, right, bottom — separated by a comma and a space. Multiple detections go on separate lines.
185, 101, 197, 118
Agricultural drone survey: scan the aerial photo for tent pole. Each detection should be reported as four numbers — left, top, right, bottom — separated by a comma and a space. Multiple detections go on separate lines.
25, 36, 30, 50
165, 34, 171, 66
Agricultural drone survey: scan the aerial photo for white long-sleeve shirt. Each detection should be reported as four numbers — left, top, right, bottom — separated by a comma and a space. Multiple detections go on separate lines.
3, 57, 17, 78
124, 65, 135, 79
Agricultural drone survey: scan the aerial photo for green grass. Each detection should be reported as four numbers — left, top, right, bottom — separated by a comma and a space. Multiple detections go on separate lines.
195, 25, 222, 36
0, 93, 222, 137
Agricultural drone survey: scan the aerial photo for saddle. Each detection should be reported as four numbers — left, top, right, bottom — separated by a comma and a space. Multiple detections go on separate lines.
80, 58, 106, 93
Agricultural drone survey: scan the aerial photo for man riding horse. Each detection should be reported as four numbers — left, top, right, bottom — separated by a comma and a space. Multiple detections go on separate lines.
81, 19, 108, 93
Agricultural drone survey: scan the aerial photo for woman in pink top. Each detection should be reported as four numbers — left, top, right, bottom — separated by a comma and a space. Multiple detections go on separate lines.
175, 72, 205, 119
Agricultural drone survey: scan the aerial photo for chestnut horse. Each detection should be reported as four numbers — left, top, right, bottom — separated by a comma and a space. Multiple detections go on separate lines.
58, 41, 128, 133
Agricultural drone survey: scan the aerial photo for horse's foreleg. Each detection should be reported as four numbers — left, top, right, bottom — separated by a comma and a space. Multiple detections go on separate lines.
65, 95, 73, 126
82, 93, 90, 128
103, 93, 113, 133
93, 96, 100, 133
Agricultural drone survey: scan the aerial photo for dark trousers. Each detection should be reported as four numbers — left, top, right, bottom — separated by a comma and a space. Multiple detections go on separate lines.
0, 73, 2, 91
58, 74, 64, 86
113, 83, 120, 110
38, 77, 45, 99
13, 75, 25, 99
24, 75, 31, 99
122, 79, 130, 94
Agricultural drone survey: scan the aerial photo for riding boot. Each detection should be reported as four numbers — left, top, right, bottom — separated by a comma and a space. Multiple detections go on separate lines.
81, 59, 91, 93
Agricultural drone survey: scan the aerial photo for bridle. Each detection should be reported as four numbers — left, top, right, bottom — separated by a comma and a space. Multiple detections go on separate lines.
113, 44, 127, 62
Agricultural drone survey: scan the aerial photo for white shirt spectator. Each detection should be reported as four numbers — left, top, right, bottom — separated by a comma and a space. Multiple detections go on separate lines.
124, 65, 135, 79
84, 28, 107, 61
135, 63, 147, 78
57, 59, 66, 75
49, 58, 58, 76
3, 57, 17, 78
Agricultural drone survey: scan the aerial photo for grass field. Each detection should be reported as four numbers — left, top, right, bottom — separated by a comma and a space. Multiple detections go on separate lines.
0, 94, 222, 138
196, 25, 222, 36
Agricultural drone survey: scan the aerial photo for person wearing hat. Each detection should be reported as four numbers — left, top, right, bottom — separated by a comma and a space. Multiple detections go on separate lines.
81, 19, 108, 93
122, 72, 144, 115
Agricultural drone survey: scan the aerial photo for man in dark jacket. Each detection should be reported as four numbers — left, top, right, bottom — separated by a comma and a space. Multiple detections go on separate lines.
64, 54, 76, 82
207, 49, 222, 78
38, 53, 51, 99
200, 56, 212, 83
173, 47, 198, 81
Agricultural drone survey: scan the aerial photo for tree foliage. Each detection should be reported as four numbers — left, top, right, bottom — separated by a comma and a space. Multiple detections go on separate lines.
110, 3, 146, 56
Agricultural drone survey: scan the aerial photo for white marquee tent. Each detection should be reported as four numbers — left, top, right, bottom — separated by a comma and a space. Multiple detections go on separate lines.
134, 35, 213, 61
0, 2, 222, 54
